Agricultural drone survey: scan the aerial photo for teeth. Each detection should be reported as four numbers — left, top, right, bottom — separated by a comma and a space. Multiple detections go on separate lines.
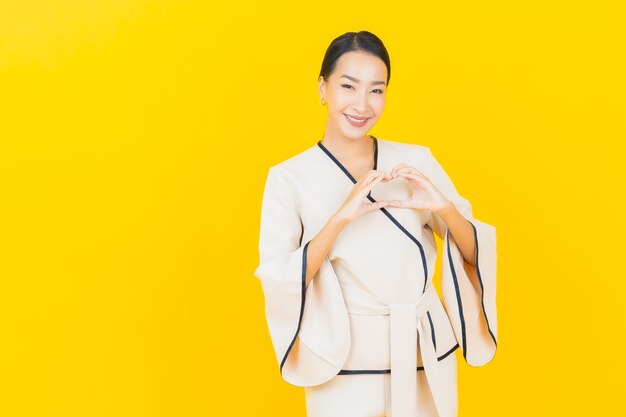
347, 115, 367, 122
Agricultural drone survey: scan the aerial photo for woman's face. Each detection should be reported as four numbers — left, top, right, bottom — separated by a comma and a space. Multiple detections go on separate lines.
318, 50, 388, 140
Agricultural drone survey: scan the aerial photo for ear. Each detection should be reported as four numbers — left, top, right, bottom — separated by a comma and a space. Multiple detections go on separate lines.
318, 76, 326, 98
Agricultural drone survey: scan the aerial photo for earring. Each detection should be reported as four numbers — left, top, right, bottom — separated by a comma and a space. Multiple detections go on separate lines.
320, 97, 327, 106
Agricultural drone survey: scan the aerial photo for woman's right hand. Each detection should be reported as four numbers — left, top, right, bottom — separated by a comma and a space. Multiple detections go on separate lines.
333, 170, 392, 224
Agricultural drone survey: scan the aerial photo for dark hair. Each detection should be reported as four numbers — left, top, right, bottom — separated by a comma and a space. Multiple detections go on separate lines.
319, 31, 391, 87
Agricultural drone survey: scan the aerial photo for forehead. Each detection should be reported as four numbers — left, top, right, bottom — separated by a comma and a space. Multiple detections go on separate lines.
333, 51, 387, 82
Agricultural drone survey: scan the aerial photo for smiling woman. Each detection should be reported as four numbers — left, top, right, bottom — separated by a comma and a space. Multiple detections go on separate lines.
317, 34, 389, 142
253, 31, 498, 417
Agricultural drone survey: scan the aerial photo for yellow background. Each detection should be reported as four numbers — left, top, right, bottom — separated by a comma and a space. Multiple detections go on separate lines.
1, 1, 625, 416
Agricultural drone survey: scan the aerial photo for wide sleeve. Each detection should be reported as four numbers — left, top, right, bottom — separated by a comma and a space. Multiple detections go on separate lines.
253, 166, 351, 387
425, 148, 498, 367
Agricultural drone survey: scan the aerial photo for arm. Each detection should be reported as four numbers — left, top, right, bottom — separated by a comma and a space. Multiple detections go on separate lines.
424, 146, 480, 267
433, 202, 476, 266
305, 214, 349, 287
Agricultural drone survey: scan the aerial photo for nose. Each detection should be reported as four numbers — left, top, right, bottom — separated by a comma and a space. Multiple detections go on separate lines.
351, 91, 369, 114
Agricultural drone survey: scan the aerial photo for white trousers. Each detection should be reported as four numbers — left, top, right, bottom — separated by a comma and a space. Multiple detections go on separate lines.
304, 351, 457, 417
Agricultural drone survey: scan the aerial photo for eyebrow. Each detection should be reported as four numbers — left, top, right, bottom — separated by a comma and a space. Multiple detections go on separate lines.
340, 74, 386, 86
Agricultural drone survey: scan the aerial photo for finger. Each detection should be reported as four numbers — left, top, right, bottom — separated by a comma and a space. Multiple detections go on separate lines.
359, 174, 388, 199
379, 170, 394, 182
365, 170, 390, 184
357, 170, 374, 183
355, 171, 382, 193
373, 169, 393, 180
365, 199, 389, 212
364, 169, 391, 183
389, 163, 408, 177
385, 199, 410, 208
395, 166, 427, 178
356, 170, 381, 187
377, 171, 393, 181
397, 171, 427, 183
363, 171, 388, 191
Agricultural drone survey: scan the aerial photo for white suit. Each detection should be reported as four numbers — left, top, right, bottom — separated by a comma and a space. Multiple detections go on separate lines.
254, 137, 498, 417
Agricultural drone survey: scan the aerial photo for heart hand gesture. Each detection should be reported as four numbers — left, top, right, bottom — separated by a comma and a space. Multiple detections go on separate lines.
385, 163, 451, 214
333, 165, 452, 225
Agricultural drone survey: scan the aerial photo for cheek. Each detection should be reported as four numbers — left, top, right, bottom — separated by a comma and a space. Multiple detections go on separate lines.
331, 91, 352, 108
371, 96, 386, 112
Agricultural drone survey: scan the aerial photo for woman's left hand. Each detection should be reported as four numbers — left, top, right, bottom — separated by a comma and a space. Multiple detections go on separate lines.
384, 163, 451, 214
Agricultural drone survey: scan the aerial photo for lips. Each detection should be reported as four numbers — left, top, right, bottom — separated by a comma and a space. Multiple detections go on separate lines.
344, 113, 370, 127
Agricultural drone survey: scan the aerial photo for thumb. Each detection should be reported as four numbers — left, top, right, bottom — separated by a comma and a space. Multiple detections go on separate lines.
386, 199, 407, 207
368, 200, 389, 212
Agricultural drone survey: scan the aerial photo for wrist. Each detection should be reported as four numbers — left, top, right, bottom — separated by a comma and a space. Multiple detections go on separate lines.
329, 213, 350, 229
432, 201, 454, 218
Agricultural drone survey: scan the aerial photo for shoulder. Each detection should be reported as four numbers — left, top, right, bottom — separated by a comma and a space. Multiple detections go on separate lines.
269, 142, 319, 172
376, 137, 435, 167
264, 142, 323, 191
378, 136, 432, 154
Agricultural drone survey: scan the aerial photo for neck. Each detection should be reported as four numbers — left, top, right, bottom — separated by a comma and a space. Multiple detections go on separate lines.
320, 131, 374, 159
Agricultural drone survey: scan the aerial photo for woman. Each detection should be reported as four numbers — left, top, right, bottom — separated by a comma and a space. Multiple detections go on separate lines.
253, 31, 498, 417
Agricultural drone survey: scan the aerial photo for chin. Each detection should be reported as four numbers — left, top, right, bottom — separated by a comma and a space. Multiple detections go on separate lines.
339, 121, 373, 139
340, 130, 366, 140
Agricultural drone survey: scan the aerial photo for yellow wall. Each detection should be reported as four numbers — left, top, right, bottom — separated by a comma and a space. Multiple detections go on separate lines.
1, 1, 624, 416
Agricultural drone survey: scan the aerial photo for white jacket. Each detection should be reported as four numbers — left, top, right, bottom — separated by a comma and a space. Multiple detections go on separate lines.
253, 137, 498, 417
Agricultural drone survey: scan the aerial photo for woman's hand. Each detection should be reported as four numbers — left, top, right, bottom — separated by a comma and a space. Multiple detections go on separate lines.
333, 170, 393, 223
386, 163, 452, 214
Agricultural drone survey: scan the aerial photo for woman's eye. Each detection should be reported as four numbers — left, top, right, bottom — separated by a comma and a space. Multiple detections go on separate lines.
341, 84, 383, 94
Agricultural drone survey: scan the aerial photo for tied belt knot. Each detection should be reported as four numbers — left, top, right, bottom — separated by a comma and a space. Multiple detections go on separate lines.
342, 284, 454, 417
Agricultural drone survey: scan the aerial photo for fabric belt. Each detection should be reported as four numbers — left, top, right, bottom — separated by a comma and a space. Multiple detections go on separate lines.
341, 284, 453, 417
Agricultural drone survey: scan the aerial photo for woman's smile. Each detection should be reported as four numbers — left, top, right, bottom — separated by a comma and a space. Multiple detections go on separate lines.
343, 113, 370, 127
